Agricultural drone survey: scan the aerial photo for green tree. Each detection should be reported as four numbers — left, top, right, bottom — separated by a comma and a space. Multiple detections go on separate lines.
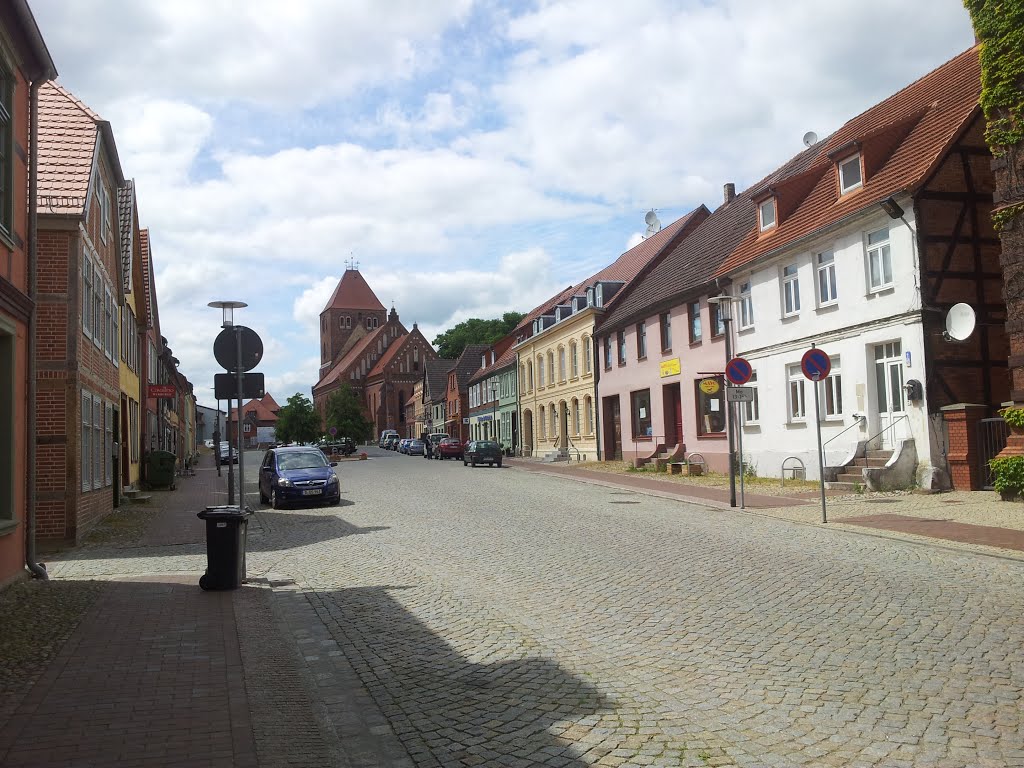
325, 383, 373, 443
274, 393, 321, 444
432, 311, 526, 358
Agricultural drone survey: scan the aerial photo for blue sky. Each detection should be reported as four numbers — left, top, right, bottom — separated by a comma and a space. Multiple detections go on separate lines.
30, 0, 976, 409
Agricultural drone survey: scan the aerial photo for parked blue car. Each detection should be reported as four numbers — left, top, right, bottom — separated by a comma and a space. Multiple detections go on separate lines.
258, 446, 340, 509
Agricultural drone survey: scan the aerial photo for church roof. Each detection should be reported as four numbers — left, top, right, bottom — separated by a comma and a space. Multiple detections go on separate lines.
322, 268, 386, 313
313, 324, 388, 392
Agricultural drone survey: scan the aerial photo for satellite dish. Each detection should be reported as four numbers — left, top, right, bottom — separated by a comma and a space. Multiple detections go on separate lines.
643, 209, 662, 238
944, 302, 976, 342
802, 131, 818, 148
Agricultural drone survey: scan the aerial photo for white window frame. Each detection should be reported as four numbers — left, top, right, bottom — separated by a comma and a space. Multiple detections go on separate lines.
816, 249, 838, 306
787, 364, 806, 423
759, 198, 776, 231
585, 396, 594, 434
866, 227, 893, 292
583, 338, 592, 374
738, 280, 754, 329
820, 357, 843, 420
558, 347, 566, 382
82, 259, 93, 340
570, 342, 578, 378
742, 371, 759, 425
92, 395, 102, 490
839, 154, 863, 194
538, 356, 545, 388
782, 263, 801, 316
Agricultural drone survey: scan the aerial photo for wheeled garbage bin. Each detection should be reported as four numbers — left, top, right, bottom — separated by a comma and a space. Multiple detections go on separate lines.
197, 506, 253, 590
147, 450, 177, 489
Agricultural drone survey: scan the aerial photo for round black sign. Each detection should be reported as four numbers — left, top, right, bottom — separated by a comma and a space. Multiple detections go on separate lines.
214, 326, 263, 372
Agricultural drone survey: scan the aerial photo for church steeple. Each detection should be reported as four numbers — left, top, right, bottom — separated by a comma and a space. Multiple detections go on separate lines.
319, 267, 388, 372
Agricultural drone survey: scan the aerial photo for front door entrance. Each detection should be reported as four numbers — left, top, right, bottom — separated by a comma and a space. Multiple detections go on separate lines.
602, 396, 622, 460
663, 383, 682, 447
874, 341, 906, 449
559, 402, 568, 451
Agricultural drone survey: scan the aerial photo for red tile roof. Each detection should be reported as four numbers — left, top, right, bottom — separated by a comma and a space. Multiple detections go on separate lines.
716, 46, 982, 277
139, 229, 158, 334
314, 324, 388, 391
367, 332, 409, 377
322, 269, 386, 313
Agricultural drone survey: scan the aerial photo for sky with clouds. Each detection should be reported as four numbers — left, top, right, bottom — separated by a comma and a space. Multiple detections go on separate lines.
30, 0, 976, 409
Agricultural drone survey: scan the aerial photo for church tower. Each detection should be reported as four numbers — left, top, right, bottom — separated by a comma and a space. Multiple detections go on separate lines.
319, 268, 387, 375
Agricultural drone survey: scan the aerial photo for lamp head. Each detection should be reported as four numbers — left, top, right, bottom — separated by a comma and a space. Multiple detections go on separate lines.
879, 197, 904, 219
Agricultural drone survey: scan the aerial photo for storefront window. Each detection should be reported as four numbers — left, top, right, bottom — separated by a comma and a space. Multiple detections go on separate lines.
696, 376, 726, 435
631, 389, 652, 439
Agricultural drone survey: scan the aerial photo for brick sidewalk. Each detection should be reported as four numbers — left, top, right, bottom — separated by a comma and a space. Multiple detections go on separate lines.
0, 462, 262, 768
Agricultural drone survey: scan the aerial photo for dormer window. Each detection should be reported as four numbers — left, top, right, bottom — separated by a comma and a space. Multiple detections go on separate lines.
595, 284, 604, 307
587, 287, 594, 307
839, 154, 863, 194
758, 198, 776, 231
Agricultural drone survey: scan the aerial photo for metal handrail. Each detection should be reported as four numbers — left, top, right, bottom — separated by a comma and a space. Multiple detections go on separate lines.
865, 414, 908, 449
565, 434, 581, 462
822, 417, 865, 453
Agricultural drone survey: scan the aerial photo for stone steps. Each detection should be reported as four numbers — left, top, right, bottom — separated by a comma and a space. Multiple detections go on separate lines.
122, 487, 153, 504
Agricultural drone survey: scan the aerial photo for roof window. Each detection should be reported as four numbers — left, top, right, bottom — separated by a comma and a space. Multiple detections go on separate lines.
839, 153, 863, 194
758, 198, 777, 231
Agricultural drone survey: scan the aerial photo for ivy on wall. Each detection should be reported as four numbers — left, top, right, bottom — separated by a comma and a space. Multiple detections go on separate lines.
965, 0, 1024, 151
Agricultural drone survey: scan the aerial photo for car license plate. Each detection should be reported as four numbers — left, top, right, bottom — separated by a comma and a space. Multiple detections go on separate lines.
302, 489, 322, 496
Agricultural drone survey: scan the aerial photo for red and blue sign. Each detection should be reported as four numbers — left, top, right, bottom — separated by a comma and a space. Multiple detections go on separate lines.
801, 348, 831, 381
725, 357, 752, 385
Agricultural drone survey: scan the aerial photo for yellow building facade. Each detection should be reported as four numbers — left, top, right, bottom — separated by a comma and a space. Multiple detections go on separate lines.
516, 309, 598, 460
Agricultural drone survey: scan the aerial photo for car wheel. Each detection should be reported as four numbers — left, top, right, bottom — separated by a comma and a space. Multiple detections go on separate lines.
272, 488, 282, 510
471, 458, 476, 467
496, 458, 502, 468
463, 459, 468, 466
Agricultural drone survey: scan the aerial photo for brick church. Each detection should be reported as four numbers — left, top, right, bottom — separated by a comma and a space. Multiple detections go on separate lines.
311, 268, 438, 441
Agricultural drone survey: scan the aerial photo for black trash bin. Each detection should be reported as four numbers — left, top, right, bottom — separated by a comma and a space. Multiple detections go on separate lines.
197, 505, 253, 590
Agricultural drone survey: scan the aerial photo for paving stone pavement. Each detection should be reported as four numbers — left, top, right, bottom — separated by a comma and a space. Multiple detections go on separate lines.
7, 448, 1024, 767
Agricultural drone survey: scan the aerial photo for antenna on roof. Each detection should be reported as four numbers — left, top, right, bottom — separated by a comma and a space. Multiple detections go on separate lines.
642, 209, 662, 239
802, 131, 819, 148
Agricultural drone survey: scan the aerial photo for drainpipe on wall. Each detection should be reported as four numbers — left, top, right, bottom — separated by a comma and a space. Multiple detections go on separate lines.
26, 79, 47, 579
593, 333, 602, 460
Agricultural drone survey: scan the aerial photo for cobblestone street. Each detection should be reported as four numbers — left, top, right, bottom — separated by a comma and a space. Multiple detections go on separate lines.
39, 449, 1024, 767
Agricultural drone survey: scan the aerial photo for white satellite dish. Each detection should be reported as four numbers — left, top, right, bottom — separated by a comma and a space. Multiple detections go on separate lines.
802, 131, 818, 148
643, 210, 662, 239
944, 302, 976, 342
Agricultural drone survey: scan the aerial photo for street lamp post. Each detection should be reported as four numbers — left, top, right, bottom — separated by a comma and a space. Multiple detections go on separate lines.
708, 295, 739, 508
209, 300, 248, 512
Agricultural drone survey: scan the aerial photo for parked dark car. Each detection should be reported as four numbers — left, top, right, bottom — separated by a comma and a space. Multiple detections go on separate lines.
258, 446, 340, 509
436, 437, 463, 460
406, 438, 425, 455
217, 441, 238, 465
464, 440, 503, 467
319, 438, 355, 457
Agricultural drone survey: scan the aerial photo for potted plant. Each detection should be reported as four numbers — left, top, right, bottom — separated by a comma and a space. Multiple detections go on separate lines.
1001, 406, 1024, 435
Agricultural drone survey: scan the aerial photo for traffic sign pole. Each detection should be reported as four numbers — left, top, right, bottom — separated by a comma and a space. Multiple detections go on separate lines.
738, 406, 745, 509
810, 345, 828, 523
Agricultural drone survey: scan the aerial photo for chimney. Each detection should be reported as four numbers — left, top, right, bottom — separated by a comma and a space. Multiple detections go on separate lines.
723, 183, 736, 204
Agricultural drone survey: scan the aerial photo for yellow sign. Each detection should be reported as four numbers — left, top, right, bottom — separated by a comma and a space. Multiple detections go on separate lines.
699, 377, 720, 395
659, 358, 681, 378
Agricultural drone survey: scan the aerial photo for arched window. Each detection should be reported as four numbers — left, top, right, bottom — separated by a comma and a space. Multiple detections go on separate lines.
520, 364, 526, 392
585, 396, 594, 433
570, 342, 578, 378
366, 318, 373, 329
583, 336, 592, 374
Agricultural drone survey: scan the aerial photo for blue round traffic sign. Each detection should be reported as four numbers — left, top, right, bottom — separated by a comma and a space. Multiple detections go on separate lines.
801, 348, 831, 381
725, 357, 752, 385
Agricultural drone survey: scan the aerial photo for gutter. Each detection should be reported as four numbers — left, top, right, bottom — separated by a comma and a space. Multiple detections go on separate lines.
26, 79, 47, 579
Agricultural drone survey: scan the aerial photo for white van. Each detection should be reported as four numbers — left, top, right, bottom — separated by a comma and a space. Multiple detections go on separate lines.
378, 429, 399, 447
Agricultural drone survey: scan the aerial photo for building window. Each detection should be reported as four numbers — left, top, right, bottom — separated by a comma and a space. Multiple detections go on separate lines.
520, 364, 527, 393
98, 181, 111, 244
550, 404, 556, 435
631, 389, 652, 439
527, 360, 534, 392
81, 391, 92, 491
548, 351, 555, 383
83, 259, 93, 339
617, 331, 626, 365
866, 227, 893, 291
821, 356, 843, 419
710, 301, 725, 337
538, 356, 545, 387
816, 250, 838, 306
659, 312, 671, 352
584, 337, 592, 374
558, 347, 566, 382
572, 398, 580, 435
759, 198, 776, 231
0, 63, 12, 238
742, 371, 759, 425
585, 396, 594, 434
92, 396, 102, 490
738, 280, 754, 329
787, 364, 806, 421
540, 405, 546, 439
637, 321, 647, 359
570, 342, 578, 378
696, 377, 725, 435
782, 263, 800, 316
604, 336, 612, 370
688, 302, 701, 344
104, 402, 113, 486
0, 325, 13, 522
839, 154, 863, 194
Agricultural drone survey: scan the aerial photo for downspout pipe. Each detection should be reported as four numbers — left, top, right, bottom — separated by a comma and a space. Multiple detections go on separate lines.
26, 79, 47, 579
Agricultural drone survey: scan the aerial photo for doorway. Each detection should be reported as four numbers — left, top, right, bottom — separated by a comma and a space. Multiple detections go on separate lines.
663, 383, 682, 447
558, 401, 568, 451
874, 341, 906, 449
602, 395, 622, 460
522, 409, 533, 456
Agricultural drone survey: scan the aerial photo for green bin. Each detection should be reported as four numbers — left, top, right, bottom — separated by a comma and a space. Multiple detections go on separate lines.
147, 450, 177, 489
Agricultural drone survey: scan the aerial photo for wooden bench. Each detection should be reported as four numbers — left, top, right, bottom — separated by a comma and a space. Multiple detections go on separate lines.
669, 462, 702, 476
